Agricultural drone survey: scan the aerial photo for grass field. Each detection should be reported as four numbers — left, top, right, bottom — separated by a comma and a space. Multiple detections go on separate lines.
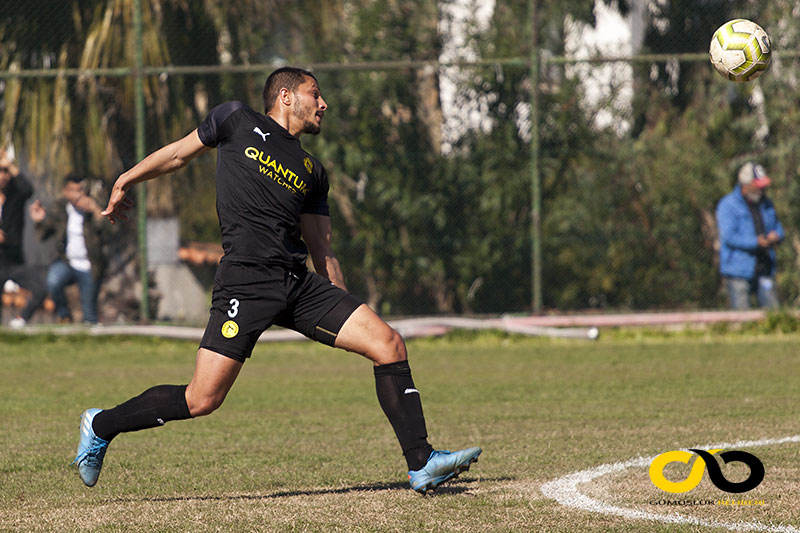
1, 329, 799, 532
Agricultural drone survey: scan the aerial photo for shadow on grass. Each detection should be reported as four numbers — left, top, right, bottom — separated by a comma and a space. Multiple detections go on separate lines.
109, 476, 514, 503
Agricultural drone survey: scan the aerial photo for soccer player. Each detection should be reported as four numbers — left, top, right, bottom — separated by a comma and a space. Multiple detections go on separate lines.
73, 67, 481, 493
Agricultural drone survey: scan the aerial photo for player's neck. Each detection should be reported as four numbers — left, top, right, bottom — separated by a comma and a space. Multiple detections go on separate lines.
266, 110, 302, 138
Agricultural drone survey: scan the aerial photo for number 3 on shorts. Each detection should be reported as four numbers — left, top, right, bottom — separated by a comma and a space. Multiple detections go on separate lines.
227, 298, 240, 318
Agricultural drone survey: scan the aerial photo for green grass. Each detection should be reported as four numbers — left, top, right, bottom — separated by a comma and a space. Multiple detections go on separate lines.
1, 330, 799, 532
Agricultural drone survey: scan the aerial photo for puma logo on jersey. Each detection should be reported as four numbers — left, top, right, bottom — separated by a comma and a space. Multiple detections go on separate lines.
253, 127, 270, 142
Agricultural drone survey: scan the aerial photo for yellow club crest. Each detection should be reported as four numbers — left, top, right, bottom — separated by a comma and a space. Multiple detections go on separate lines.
303, 156, 313, 174
221, 320, 239, 338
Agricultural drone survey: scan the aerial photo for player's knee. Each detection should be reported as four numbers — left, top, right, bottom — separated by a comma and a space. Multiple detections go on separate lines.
374, 328, 407, 365
187, 392, 225, 417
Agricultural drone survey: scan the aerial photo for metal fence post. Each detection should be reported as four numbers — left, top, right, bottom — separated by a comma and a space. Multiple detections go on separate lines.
529, 0, 542, 313
133, 0, 150, 321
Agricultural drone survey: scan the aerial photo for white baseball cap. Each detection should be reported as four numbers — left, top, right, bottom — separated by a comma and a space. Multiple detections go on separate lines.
738, 162, 771, 188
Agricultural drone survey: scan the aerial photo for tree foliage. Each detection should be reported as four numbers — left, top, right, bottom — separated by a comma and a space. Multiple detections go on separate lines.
2, 1, 799, 315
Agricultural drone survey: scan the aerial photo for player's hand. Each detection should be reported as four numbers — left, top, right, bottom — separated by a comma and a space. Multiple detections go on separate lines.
29, 200, 46, 223
101, 186, 135, 224
0, 229, 5, 244
757, 235, 771, 248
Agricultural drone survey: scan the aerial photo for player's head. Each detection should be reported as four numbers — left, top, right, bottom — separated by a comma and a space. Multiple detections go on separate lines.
62, 172, 87, 204
263, 67, 327, 135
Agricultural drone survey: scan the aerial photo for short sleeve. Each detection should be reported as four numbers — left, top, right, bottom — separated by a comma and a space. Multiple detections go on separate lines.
300, 165, 330, 216
197, 101, 246, 147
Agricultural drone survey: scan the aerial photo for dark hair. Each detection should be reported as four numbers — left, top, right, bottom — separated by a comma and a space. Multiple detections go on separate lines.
262, 67, 317, 113
64, 172, 85, 185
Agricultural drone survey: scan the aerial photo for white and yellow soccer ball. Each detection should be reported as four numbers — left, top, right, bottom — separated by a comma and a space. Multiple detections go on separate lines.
709, 19, 771, 82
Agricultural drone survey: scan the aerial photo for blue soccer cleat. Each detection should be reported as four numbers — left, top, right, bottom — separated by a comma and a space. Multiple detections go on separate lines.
71, 408, 109, 487
408, 447, 482, 494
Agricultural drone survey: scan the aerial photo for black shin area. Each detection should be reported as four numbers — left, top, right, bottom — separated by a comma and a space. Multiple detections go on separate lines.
92, 384, 192, 441
374, 360, 434, 471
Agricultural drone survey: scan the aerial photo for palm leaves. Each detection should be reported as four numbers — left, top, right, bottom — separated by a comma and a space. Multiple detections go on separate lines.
0, 0, 291, 203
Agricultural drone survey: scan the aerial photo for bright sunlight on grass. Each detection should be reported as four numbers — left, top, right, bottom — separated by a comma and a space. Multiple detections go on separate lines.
1, 330, 799, 532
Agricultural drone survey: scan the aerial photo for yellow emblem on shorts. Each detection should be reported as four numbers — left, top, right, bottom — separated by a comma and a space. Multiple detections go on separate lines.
221, 320, 239, 338
303, 156, 313, 174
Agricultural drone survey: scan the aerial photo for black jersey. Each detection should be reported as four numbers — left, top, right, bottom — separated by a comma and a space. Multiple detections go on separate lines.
197, 101, 329, 269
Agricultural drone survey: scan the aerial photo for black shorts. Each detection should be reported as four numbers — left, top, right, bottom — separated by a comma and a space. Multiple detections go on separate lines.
200, 261, 363, 362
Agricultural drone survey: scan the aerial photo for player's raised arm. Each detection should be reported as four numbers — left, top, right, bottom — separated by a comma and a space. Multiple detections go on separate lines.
102, 129, 212, 223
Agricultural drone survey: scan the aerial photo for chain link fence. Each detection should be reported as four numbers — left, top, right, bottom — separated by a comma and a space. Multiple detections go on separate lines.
1, 1, 799, 324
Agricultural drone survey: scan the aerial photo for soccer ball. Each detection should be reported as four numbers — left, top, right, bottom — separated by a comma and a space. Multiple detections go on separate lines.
709, 19, 771, 82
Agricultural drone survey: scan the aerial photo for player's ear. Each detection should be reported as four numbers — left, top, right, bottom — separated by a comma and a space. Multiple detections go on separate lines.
279, 87, 293, 107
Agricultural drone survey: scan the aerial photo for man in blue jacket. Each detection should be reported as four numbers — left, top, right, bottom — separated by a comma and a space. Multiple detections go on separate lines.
716, 162, 784, 309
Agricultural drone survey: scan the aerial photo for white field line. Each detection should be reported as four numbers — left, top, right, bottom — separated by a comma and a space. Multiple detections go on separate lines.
540, 435, 800, 532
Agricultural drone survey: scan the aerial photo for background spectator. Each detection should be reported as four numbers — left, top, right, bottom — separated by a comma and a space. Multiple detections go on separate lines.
0, 147, 48, 327
30, 173, 110, 324
716, 162, 784, 310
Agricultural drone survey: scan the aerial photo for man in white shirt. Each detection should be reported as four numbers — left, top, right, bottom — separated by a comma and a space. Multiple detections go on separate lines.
30, 174, 108, 324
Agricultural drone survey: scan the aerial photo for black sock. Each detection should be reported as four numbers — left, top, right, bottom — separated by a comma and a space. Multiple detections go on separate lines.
374, 360, 434, 471
92, 384, 193, 441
